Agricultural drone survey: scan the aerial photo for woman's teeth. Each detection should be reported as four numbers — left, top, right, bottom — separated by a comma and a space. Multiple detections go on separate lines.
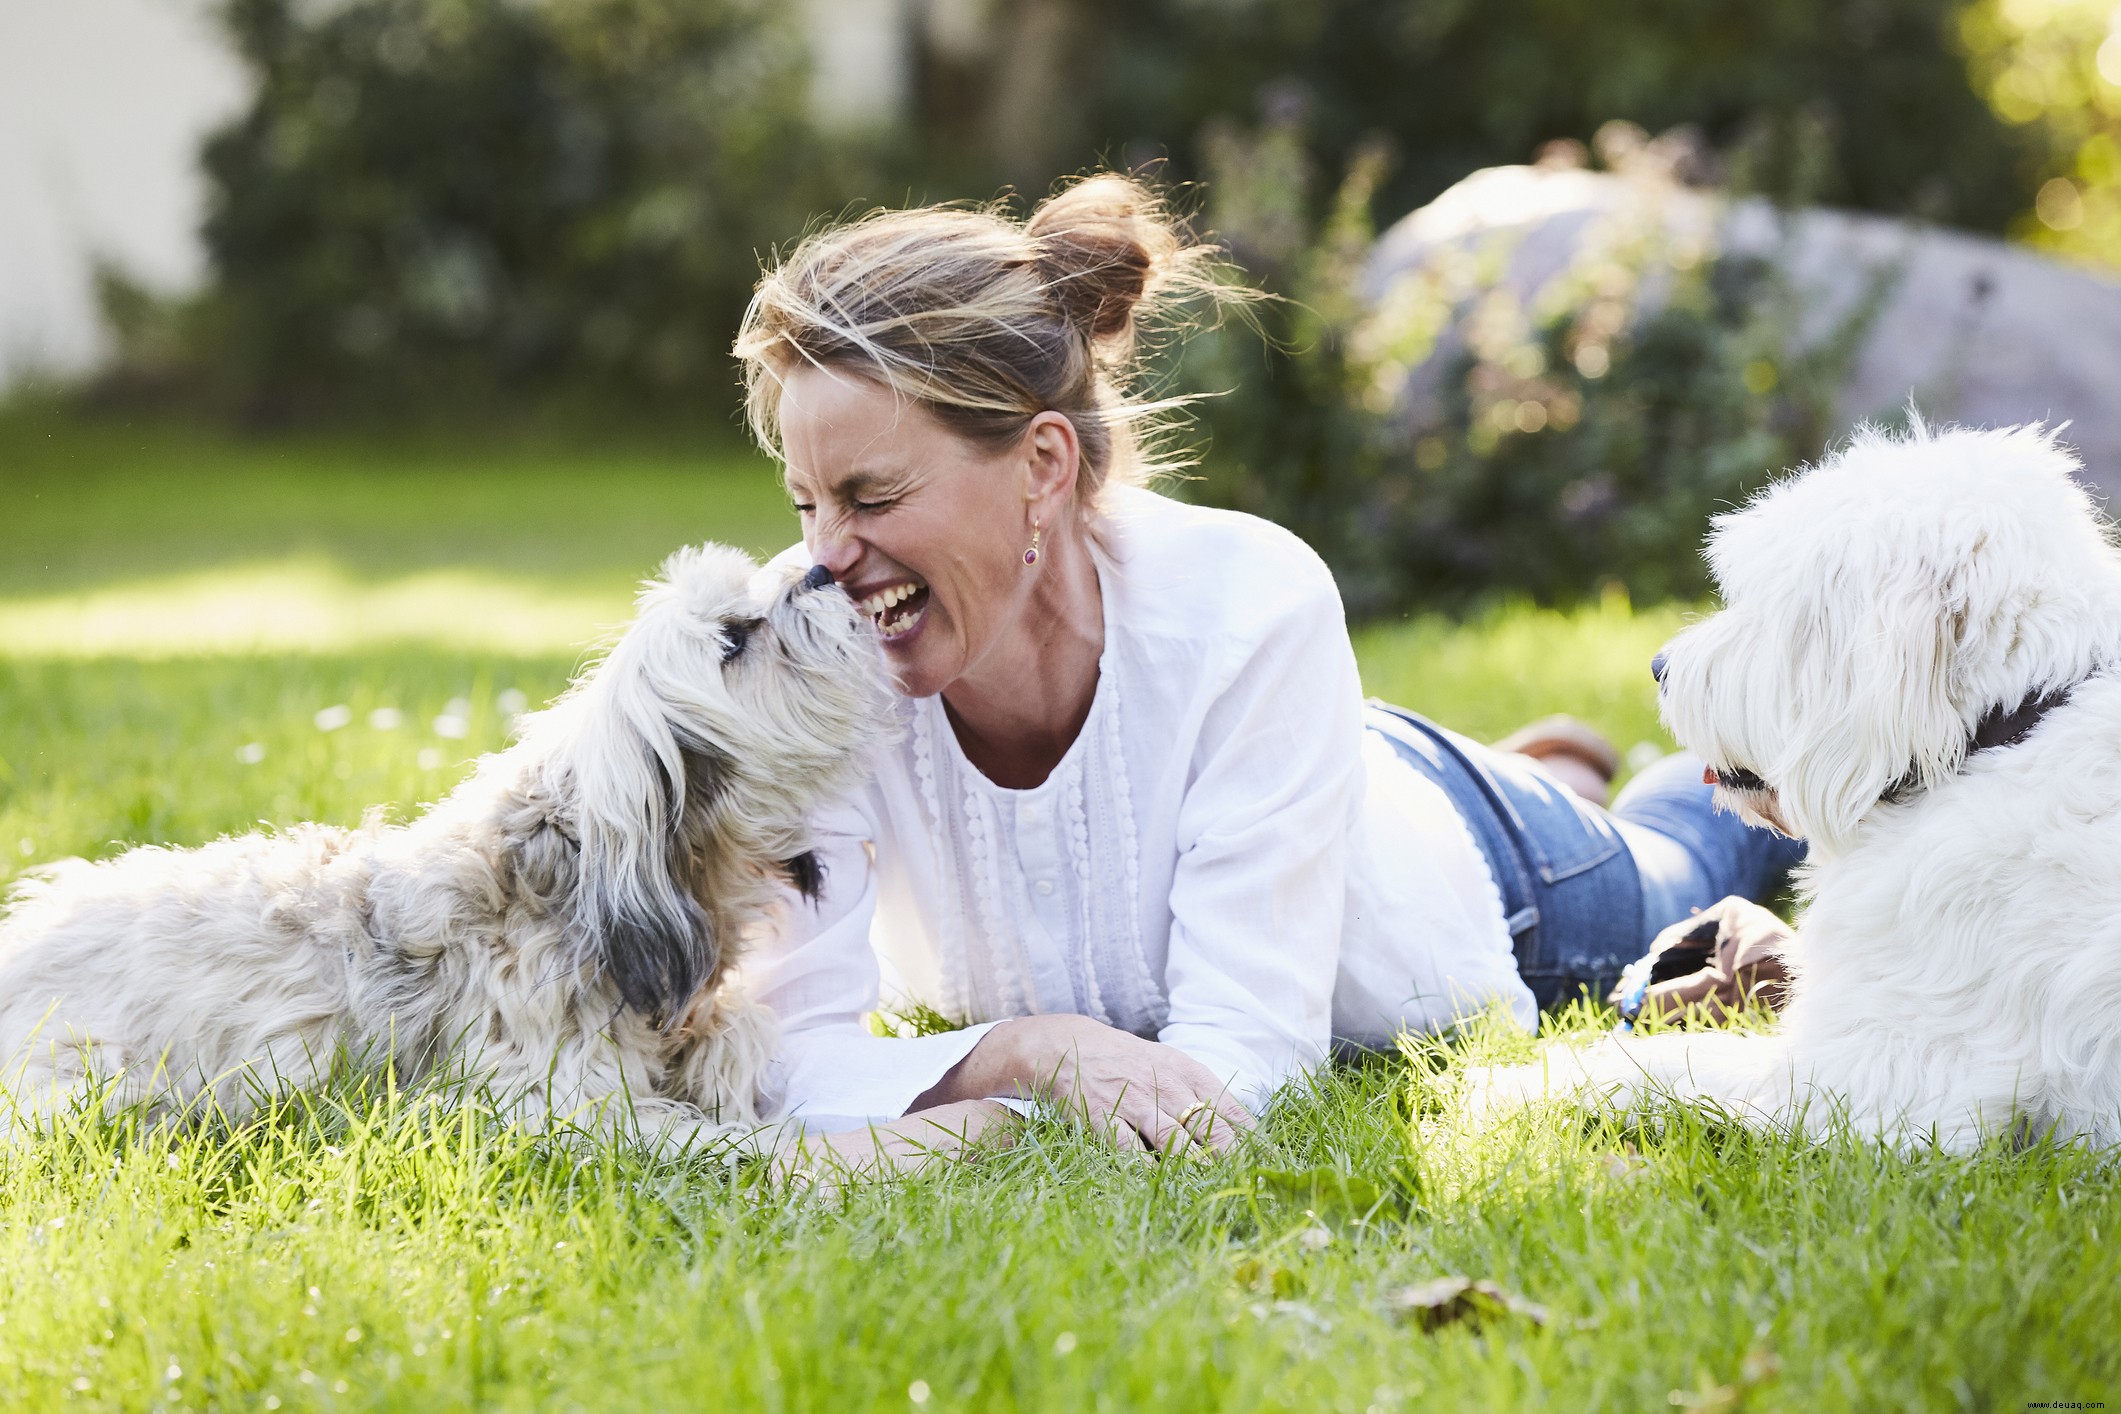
856, 583, 926, 638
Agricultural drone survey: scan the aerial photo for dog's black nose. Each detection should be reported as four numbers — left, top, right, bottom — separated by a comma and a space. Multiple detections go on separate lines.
799, 563, 835, 592
1650, 649, 1669, 686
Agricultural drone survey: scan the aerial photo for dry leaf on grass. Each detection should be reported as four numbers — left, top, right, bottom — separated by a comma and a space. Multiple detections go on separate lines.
1379, 1276, 1551, 1331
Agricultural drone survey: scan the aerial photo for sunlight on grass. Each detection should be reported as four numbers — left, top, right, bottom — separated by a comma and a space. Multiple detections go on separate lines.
0, 559, 630, 658
1354, 588, 1694, 757
1, 1014, 2114, 1411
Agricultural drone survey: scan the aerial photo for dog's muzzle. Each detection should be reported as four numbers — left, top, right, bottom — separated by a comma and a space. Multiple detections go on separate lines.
1650, 648, 1669, 686
799, 563, 835, 592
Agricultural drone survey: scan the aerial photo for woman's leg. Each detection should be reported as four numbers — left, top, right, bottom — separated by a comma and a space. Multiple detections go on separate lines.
1366, 705, 1804, 1010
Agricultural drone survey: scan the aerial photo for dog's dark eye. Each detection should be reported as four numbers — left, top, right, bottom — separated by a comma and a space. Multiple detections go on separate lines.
1710, 765, 1767, 791
720, 618, 762, 664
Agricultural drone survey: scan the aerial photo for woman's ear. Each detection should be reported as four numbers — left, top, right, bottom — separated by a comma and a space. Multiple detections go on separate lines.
1023, 410, 1083, 518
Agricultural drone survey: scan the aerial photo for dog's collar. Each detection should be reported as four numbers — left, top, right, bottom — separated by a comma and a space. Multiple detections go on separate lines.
1879, 680, 2084, 805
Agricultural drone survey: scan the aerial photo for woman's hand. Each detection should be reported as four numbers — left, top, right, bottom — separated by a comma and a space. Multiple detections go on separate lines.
912, 1014, 1255, 1155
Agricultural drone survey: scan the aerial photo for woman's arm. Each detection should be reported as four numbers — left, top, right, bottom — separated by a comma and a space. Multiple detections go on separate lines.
746, 797, 1007, 1125
751, 797, 1237, 1148
1154, 550, 1367, 1105
909, 1014, 1254, 1152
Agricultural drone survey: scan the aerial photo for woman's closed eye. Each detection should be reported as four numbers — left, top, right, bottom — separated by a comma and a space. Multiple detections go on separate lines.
786, 495, 895, 517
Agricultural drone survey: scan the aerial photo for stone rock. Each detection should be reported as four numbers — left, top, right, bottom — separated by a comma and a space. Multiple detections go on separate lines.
1365, 164, 2121, 502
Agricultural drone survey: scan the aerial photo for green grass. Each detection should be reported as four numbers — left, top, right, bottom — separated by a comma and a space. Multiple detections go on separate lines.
1, 412, 2115, 1411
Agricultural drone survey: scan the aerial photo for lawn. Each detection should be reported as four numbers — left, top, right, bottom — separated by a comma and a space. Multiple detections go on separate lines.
1, 411, 2115, 1412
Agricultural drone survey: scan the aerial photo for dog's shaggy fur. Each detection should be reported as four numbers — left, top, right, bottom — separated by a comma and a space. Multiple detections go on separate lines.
1477, 422, 2121, 1152
0, 546, 891, 1150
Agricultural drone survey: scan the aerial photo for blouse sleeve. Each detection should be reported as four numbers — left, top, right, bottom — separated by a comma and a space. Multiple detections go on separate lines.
1158, 567, 1366, 1111
747, 794, 1001, 1128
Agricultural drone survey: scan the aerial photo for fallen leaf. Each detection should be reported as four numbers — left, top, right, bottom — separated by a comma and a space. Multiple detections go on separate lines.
1380, 1276, 1550, 1331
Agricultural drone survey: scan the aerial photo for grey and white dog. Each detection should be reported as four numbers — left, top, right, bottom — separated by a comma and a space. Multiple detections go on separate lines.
0, 546, 890, 1150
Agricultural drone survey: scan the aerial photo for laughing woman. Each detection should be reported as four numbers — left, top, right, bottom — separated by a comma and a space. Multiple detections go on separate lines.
736, 176, 1802, 1157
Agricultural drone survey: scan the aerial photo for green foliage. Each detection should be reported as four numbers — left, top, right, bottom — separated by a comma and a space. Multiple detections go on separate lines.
955, 0, 2035, 233
113, 0, 864, 418
1961, 0, 2121, 262
93, 0, 2046, 437
4, 976, 2118, 1409
1181, 122, 1896, 614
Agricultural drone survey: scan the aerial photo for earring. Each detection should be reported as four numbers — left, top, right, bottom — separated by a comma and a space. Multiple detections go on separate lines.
1023, 520, 1043, 567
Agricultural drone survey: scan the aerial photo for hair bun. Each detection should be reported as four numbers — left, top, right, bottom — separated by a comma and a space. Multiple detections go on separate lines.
1027, 175, 1181, 344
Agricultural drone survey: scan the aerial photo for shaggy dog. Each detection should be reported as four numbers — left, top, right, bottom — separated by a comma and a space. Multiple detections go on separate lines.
1476, 422, 2121, 1152
0, 548, 890, 1151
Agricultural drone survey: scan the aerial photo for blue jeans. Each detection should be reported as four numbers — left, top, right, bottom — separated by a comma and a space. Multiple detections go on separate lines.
1365, 703, 1806, 1010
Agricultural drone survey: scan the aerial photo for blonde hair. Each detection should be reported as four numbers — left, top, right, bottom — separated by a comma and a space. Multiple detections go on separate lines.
734, 174, 1245, 504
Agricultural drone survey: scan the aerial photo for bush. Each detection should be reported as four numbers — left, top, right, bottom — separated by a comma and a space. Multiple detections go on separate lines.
923, 0, 2036, 236
110, 0, 866, 420
1179, 120, 1895, 615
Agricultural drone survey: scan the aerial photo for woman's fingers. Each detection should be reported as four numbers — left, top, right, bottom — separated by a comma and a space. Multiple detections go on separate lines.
1102, 1081, 1253, 1156
1107, 1099, 1157, 1152
1015, 1025, 1255, 1157
1163, 1095, 1250, 1155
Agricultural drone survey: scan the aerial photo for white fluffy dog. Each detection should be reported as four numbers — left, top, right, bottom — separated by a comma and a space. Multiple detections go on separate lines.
0, 548, 890, 1151
1477, 422, 2121, 1152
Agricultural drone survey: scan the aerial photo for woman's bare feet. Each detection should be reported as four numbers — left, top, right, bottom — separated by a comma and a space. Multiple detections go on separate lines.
1493, 715, 1621, 806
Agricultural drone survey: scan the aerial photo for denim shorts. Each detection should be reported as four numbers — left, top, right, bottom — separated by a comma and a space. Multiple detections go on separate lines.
1365, 702, 1806, 1009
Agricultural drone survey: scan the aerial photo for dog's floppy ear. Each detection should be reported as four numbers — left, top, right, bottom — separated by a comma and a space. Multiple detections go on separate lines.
564, 649, 723, 1019
1766, 552, 1970, 853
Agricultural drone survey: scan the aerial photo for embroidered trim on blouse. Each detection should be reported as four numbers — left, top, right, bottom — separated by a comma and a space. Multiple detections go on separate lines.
908, 706, 972, 1019
905, 657, 1161, 1031
1061, 766, 1109, 1024
1101, 670, 1162, 1020
959, 777, 1027, 1016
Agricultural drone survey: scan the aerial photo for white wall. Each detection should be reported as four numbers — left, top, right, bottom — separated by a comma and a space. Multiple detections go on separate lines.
0, 0, 246, 387
800, 0, 912, 131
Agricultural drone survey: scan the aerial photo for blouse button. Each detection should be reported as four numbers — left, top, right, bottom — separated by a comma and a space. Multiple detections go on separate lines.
1034, 879, 1055, 896
1018, 802, 1041, 823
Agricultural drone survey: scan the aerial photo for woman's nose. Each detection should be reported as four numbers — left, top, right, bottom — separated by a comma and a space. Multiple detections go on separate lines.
807, 515, 861, 580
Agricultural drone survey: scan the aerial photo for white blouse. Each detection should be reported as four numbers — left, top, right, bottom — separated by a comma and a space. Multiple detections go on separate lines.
748, 487, 1534, 1129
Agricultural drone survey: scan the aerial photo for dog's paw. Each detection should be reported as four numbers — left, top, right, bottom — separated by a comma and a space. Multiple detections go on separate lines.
1458, 1043, 1636, 1126
1458, 1059, 1563, 1124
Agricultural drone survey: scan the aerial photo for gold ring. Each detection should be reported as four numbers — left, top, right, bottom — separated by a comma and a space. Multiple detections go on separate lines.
1175, 1100, 1216, 1132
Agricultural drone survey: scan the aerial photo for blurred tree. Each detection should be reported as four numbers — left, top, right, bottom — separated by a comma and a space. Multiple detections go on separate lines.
119, 0, 870, 419
1961, 0, 2121, 262
913, 0, 2034, 234
1174, 118, 1895, 614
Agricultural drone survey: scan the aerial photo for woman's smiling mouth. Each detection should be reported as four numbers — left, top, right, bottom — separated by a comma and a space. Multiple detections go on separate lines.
855, 580, 930, 640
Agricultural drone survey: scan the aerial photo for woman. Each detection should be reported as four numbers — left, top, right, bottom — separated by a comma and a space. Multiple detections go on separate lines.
734, 176, 1802, 1158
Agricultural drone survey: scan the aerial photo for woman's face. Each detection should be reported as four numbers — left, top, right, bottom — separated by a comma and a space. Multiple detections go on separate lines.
779, 363, 1048, 699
